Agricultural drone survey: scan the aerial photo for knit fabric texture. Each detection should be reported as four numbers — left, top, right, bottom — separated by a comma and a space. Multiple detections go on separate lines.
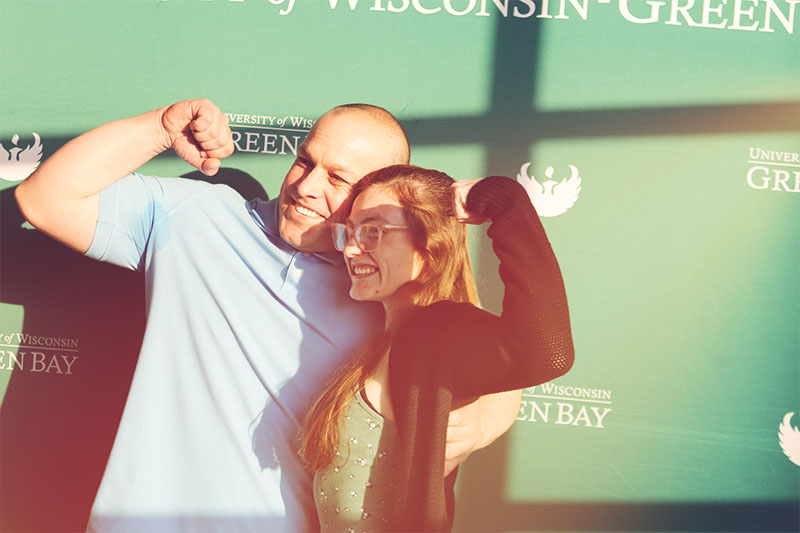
387, 175, 575, 531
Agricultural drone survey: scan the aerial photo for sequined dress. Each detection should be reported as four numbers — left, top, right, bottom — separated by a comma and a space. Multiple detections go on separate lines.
314, 390, 397, 532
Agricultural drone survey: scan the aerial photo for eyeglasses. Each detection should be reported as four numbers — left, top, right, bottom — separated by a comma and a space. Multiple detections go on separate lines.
331, 223, 408, 252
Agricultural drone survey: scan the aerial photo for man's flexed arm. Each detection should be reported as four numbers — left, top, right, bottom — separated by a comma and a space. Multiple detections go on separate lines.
14, 99, 234, 253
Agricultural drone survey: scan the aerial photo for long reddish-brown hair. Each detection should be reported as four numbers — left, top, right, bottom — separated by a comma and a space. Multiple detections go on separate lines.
299, 165, 479, 471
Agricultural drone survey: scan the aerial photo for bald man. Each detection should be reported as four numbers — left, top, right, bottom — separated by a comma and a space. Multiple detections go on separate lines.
15, 99, 520, 532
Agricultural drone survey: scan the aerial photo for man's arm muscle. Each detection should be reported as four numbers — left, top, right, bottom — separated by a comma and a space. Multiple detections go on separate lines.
15, 99, 233, 253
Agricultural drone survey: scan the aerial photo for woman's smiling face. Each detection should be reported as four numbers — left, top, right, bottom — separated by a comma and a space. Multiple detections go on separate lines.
342, 186, 423, 306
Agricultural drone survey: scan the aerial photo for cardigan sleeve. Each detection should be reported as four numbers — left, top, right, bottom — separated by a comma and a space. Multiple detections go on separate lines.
393, 175, 575, 403
387, 176, 575, 532
467, 174, 574, 389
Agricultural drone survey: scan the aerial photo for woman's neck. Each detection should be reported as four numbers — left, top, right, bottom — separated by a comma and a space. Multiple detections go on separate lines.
363, 350, 394, 421
364, 299, 411, 420
382, 297, 408, 332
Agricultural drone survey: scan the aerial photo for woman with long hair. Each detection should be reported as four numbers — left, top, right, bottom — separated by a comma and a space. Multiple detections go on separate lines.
299, 165, 574, 531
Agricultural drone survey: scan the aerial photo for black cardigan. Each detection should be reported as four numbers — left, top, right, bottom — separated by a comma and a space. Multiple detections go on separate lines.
387, 176, 575, 531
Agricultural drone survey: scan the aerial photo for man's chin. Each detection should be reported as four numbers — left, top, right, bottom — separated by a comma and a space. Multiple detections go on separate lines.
278, 225, 308, 251
278, 221, 333, 254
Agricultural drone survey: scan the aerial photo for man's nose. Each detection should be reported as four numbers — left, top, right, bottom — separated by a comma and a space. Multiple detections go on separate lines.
295, 166, 327, 198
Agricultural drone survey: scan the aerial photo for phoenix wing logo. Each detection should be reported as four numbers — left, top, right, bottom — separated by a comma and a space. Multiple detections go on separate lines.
0, 133, 43, 182
516, 163, 582, 217
778, 412, 800, 466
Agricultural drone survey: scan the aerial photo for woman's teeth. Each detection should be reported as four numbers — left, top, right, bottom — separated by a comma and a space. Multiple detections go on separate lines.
352, 265, 377, 276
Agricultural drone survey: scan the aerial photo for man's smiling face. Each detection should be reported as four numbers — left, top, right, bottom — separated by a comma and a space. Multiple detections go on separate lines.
277, 108, 406, 253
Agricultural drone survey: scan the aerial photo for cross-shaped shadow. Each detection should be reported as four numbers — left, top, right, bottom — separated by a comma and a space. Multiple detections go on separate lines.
1, 13, 798, 533
403, 15, 799, 532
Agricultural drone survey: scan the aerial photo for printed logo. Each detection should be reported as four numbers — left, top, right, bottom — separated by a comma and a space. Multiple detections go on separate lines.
0, 332, 79, 376
161, 0, 799, 34
0, 133, 43, 182
778, 412, 800, 466
226, 113, 313, 156
746, 147, 800, 193
516, 163, 582, 217
516, 383, 612, 429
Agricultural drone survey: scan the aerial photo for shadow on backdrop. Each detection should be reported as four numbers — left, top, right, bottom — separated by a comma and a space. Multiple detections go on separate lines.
2, 12, 798, 524
425, 15, 800, 533
453, 436, 799, 532
0, 167, 267, 532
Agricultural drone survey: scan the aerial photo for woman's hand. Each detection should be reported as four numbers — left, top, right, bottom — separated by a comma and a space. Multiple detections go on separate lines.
451, 178, 490, 225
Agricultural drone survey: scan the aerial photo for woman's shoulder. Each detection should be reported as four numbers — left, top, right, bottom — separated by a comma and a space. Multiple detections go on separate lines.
398, 301, 496, 341
390, 300, 506, 388
408, 299, 483, 320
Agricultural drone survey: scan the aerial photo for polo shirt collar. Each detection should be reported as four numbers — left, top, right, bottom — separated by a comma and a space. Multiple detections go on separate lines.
248, 197, 344, 266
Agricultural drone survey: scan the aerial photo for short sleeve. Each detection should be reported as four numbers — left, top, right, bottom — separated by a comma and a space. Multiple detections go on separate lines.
85, 173, 212, 272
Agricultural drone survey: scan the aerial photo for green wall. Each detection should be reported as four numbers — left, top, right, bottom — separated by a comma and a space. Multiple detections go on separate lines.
1, 1, 798, 531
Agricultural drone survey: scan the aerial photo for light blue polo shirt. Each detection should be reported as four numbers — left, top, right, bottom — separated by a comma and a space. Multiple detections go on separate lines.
85, 173, 383, 533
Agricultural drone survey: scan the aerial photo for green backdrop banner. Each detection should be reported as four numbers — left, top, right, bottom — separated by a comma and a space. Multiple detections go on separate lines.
1, 1, 797, 531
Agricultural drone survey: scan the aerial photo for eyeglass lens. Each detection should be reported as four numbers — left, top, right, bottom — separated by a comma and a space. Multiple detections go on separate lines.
332, 224, 381, 252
